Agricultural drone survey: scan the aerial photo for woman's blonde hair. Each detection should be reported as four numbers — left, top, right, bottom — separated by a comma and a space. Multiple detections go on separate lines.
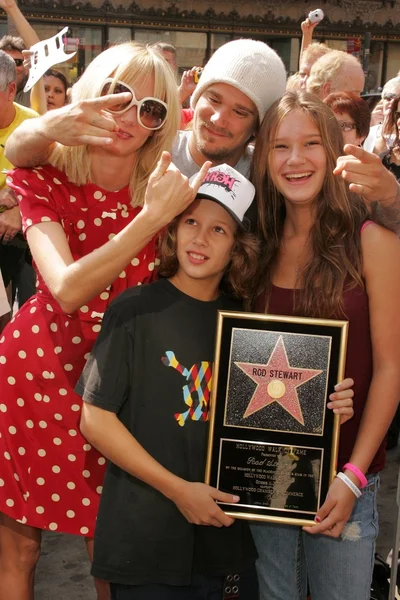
49, 42, 180, 207
252, 91, 369, 317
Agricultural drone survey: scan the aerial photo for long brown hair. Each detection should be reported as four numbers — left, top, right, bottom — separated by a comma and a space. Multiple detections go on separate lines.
382, 93, 400, 149
252, 91, 369, 317
158, 205, 260, 301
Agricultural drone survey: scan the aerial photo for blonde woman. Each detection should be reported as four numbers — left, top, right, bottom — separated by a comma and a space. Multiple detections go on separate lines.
0, 42, 208, 600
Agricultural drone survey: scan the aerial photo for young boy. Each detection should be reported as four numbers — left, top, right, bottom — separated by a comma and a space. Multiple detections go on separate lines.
75, 164, 260, 599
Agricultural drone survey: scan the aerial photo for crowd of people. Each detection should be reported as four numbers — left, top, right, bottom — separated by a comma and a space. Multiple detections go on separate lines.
1, 4, 400, 600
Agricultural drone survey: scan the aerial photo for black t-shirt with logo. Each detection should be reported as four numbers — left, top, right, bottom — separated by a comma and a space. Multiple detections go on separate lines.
75, 279, 257, 586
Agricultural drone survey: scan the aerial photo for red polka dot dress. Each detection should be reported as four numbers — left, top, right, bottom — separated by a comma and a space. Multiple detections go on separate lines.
0, 165, 158, 536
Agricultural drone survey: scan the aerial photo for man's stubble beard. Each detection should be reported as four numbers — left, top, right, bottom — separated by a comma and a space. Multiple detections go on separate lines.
193, 119, 241, 162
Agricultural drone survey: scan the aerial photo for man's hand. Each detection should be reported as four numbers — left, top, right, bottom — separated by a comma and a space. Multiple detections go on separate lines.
0, 206, 22, 243
0, 187, 18, 210
334, 144, 399, 206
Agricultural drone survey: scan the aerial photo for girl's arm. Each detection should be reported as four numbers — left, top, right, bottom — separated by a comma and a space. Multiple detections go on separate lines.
305, 223, 400, 537
26, 154, 210, 314
80, 403, 238, 528
0, 0, 47, 114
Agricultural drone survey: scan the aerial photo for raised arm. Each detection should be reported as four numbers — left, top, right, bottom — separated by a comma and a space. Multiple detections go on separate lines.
0, 0, 46, 114
334, 144, 400, 234
5, 92, 132, 167
25, 154, 211, 314
300, 18, 318, 62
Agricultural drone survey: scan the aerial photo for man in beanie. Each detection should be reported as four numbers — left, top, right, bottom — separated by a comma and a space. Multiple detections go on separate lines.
171, 38, 287, 178
4, 38, 287, 181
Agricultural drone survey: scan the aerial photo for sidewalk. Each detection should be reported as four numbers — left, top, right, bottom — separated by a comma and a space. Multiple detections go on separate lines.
34, 444, 400, 599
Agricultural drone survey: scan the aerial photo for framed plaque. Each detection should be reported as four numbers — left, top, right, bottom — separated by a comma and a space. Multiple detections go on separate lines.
205, 312, 348, 527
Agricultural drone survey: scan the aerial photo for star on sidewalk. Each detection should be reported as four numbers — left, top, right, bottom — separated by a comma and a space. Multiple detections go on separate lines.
235, 336, 322, 425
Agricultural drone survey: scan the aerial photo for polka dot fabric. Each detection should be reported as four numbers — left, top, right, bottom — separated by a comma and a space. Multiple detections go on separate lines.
0, 165, 158, 536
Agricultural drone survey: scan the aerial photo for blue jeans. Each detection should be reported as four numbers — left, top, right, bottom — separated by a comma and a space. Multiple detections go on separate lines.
251, 474, 379, 600
110, 567, 259, 599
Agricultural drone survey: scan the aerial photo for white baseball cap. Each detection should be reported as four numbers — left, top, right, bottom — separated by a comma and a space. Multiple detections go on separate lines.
192, 164, 255, 227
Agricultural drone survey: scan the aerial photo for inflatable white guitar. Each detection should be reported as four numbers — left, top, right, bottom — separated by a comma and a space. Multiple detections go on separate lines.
23, 27, 76, 92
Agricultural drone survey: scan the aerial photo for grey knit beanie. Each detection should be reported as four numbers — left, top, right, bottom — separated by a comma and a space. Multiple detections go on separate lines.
191, 38, 287, 122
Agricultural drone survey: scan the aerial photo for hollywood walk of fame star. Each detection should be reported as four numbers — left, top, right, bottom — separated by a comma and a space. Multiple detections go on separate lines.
235, 335, 323, 425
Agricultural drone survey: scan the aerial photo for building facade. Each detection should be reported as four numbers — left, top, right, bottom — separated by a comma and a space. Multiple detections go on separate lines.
1, 0, 399, 90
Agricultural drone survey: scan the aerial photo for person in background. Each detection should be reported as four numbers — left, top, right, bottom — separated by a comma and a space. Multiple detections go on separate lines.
299, 42, 331, 90
152, 41, 201, 128
0, 50, 38, 332
379, 94, 400, 180
307, 50, 365, 99
364, 77, 400, 153
286, 72, 302, 92
0, 34, 27, 97
43, 68, 69, 110
153, 41, 178, 72
0, 0, 46, 114
0, 0, 46, 316
324, 91, 371, 147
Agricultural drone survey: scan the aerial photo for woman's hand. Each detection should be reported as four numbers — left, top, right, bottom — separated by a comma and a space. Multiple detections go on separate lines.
36, 94, 132, 147
303, 476, 357, 538
142, 152, 211, 228
370, 101, 383, 127
171, 481, 238, 528
327, 377, 354, 425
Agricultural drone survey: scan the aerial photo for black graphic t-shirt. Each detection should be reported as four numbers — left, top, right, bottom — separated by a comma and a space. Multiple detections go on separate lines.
75, 279, 256, 586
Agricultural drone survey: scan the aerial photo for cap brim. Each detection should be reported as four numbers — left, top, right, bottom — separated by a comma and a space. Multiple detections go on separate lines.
195, 193, 243, 227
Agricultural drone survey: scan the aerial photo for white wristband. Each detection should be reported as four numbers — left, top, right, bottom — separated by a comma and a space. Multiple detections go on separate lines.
336, 472, 362, 499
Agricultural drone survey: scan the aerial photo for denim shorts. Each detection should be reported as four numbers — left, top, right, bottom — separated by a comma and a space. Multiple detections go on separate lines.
251, 473, 379, 600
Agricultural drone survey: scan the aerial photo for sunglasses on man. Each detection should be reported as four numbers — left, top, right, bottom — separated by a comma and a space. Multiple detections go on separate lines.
13, 58, 24, 67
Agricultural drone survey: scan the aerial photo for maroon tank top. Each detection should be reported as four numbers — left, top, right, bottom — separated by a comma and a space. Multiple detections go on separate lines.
254, 284, 385, 473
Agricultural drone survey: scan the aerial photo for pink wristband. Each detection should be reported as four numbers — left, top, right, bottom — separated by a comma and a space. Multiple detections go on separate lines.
343, 463, 367, 489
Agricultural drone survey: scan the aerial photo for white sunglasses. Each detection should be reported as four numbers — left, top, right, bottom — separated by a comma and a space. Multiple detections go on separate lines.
101, 78, 168, 131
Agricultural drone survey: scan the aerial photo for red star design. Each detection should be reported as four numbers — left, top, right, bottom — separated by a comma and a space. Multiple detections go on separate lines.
235, 336, 322, 425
